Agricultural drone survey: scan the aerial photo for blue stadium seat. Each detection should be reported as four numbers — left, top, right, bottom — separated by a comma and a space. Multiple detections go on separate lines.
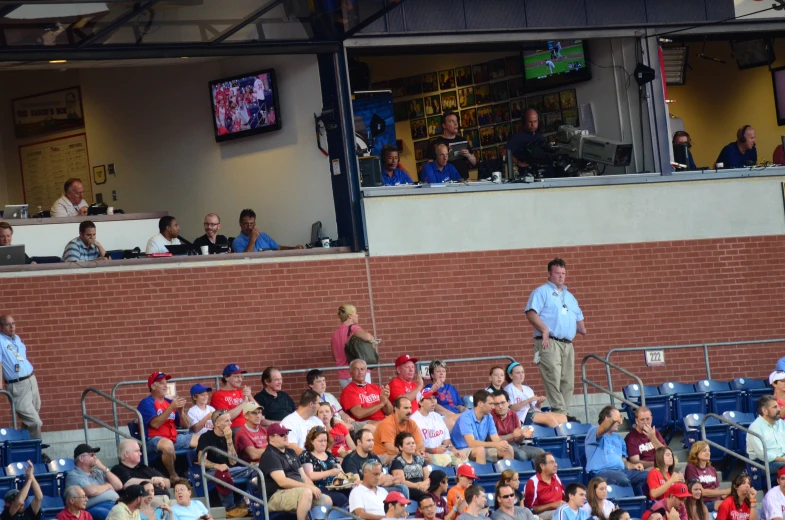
553, 457, 583, 486
309, 505, 352, 520
730, 378, 770, 414
658, 382, 706, 431
47, 458, 75, 497
405, 502, 419, 515
722, 411, 756, 454
495, 459, 534, 481
40, 496, 64, 520
0, 469, 16, 498
466, 462, 498, 493
248, 477, 289, 520
696, 380, 743, 415
530, 425, 569, 460
606, 485, 647, 519
485, 493, 495, 509
555, 422, 592, 467
426, 464, 456, 484
683, 414, 731, 468
0, 429, 42, 464
4, 462, 58, 498
462, 396, 474, 409
622, 385, 671, 433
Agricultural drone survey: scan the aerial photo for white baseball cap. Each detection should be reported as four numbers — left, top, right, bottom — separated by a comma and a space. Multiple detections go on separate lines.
769, 371, 785, 385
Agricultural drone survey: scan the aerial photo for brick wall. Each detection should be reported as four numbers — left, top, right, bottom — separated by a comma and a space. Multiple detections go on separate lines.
2, 234, 784, 433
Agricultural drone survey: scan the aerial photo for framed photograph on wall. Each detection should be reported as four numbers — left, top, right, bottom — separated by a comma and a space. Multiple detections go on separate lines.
508, 77, 524, 98
424, 94, 441, 115
472, 63, 490, 83
421, 72, 438, 93
505, 56, 522, 76
458, 87, 475, 108
562, 108, 579, 127
464, 128, 480, 148
439, 69, 455, 90
13, 86, 85, 138
93, 165, 107, 185
482, 147, 499, 161
497, 144, 507, 160
527, 95, 545, 113
544, 112, 562, 133
427, 115, 443, 136
477, 106, 493, 126
494, 123, 511, 143
390, 78, 405, 98
440, 91, 458, 111
455, 66, 473, 87
407, 98, 424, 119
480, 126, 496, 146
492, 103, 511, 123
394, 101, 409, 121
404, 75, 423, 96
491, 81, 509, 102
460, 108, 477, 128
475, 84, 491, 105
560, 88, 577, 109
510, 99, 523, 120
543, 92, 561, 112
410, 118, 427, 140
489, 59, 506, 79
414, 140, 431, 161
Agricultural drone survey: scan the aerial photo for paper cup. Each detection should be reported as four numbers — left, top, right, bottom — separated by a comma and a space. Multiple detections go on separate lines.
107, 207, 114, 215
200, 245, 209, 255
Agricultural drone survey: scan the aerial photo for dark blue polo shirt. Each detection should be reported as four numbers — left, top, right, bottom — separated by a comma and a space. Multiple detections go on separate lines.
421, 162, 462, 183
716, 142, 757, 169
381, 168, 414, 186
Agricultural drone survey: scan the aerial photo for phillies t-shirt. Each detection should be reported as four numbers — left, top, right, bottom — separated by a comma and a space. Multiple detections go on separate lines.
684, 464, 720, 503
234, 425, 268, 463
330, 422, 351, 456
138, 396, 179, 441
340, 382, 385, 421
505, 383, 536, 424
411, 410, 450, 449
389, 377, 420, 413
717, 497, 751, 520
761, 485, 785, 520
211, 389, 245, 428
624, 428, 666, 463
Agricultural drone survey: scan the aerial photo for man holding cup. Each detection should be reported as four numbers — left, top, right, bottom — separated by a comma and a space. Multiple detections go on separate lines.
62, 221, 110, 261
193, 213, 230, 255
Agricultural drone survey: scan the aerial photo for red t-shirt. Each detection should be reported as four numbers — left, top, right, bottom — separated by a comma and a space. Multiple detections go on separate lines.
389, 377, 419, 413
211, 389, 245, 428
234, 425, 268, 463
492, 410, 522, 437
331, 323, 364, 379
624, 427, 666, 463
647, 468, 670, 499
330, 422, 351, 457
716, 497, 751, 520
340, 382, 385, 421
524, 473, 564, 509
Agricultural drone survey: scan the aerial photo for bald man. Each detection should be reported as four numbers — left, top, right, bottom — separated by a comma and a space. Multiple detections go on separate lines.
193, 213, 230, 254
51, 178, 89, 217
421, 144, 463, 183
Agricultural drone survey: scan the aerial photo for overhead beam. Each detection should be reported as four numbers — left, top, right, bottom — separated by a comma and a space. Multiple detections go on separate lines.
76, 0, 163, 47
342, 0, 405, 39
211, 0, 285, 45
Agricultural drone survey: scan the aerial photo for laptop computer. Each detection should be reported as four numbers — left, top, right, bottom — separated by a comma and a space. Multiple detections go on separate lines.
0, 245, 25, 266
3, 205, 28, 219
165, 244, 194, 256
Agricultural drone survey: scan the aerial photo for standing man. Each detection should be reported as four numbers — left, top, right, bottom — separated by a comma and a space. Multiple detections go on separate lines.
455, 485, 487, 520
51, 178, 89, 217
389, 355, 425, 413
493, 483, 538, 520
747, 395, 785, 473
64, 444, 123, 520
525, 258, 586, 420
421, 144, 463, 184
145, 216, 181, 254
372, 397, 425, 462
381, 146, 414, 186
254, 367, 296, 422
760, 467, 785, 520
491, 390, 543, 462
624, 406, 667, 469
193, 213, 230, 253
232, 209, 302, 253
211, 364, 254, 430
433, 111, 477, 180
716, 125, 757, 169
553, 484, 589, 520
63, 221, 110, 262
451, 390, 514, 464
0, 315, 43, 438
585, 406, 647, 491
280, 390, 323, 455
524, 452, 565, 520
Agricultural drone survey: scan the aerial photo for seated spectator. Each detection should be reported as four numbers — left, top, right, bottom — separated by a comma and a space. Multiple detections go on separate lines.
585, 406, 647, 492
496, 470, 523, 506
420, 470, 454, 520
455, 485, 487, 520
138, 481, 171, 520
64, 444, 123, 520
260, 423, 332, 520
111, 440, 170, 495
193, 213, 229, 253
553, 483, 589, 520
232, 209, 302, 253
137, 372, 198, 481
429, 361, 466, 423
145, 216, 181, 254
582, 478, 615, 520
390, 432, 431, 502
340, 360, 393, 423
491, 389, 543, 462
450, 390, 514, 464
685, 480, 709, 520
648, 447, 683, 500
672, 131, 697, 170
411, 390, 462, 465
299, 426, 350, 507
170, 479, 213, 520
492, 482, 537, 520
384, 492, 412, 518
504, 362, 567, 427
642, 483, 690, 520
684, 441, 729, 512
446, 465, 477, 514
422, 144, 463, 183
349, 460, 388, 520
63, 221, 109, 262
610, 511, 629, 520
186, 384, 214, 435
341, 429, 408, 498
715, 472, 757, 520
210, 364, 255, 430
373, 397, 425, 463
524, 452, 565, 520
760, 467, 785, 520
748, 395, 785, 473
308, 368, 361, 431
51, 178, 88, 217
331, 305, 375, 389
0, 222, 33, 264
769, 372, 785, 418
716, 126, 757, 169
625, 406, 667, 469
234, 401, 268, 463
105, 485, 146, 520
487, 367, 506, 393
196, 410, 251, 517
317, 402, 355, 457
3, 463, 42, 520
281, 390, 324, 455
57, 486, 93, 520
254, 367, 295, 422
389, 355, 425, 413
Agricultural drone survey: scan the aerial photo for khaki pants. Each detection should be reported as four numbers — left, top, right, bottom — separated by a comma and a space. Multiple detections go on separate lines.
534, 339, 574, 415
267, 488, 330, 512
8, 375, 42, 438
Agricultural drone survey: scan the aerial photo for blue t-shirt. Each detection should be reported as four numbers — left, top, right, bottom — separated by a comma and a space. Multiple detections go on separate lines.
553, 504, 590, 520
0, 334, 34, 381
525, 281, 584, 340
585, 426, 626, 472
716, 142, 757, 169
171, 500, 208, 520
434, 384, 462, 414
777, 357, 785, 372
421, 162, 463, 183
506, 131, 545, 158
451, 410, 498, 450
382, 168, 414, 186
232, 232, 279, 253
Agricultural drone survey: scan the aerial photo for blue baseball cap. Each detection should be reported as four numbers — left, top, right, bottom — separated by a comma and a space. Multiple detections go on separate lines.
222, 364, 247, 377
190, 384, 213, 397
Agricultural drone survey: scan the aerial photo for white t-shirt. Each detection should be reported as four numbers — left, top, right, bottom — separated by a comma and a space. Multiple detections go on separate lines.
321, 392, 345, 423
280, 411, 323, 449
411, 410, 451, 449
349, 484, 388, 516
581, 499, 614, 520
187, 405, 215, 435
505, 383, 536, 424
146, 233, 181, 254
761, 486, 785, 520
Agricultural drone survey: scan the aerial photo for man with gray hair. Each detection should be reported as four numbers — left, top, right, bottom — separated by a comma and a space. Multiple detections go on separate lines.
64, 444, 123, 520
57, 486, 92, 520
111, 439, 170, 494
340, 359, 393, 423
349, 460, 388, 520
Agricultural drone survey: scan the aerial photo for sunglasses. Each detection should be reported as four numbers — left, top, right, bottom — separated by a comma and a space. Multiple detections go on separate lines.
500, 493, 515, 499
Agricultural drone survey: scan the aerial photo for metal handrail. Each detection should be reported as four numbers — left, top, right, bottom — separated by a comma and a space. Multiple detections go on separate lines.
0, 390, 17, 429
324, 506, 363, 520
700, 413, 770, 491
81, 387, 150, 465
198, 446, 268, 519
581, 353, 647, 422
604, 338, 785, 406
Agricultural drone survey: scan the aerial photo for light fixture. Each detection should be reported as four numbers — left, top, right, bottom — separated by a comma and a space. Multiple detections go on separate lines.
49, 60, 67, 64
662, 46, 689, 85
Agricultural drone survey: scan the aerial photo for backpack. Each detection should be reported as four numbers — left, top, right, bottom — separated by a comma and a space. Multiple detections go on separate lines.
344, 324, 380, 365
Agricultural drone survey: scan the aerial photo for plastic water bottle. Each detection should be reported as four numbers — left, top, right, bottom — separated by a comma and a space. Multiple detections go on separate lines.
21, 206, 27, 219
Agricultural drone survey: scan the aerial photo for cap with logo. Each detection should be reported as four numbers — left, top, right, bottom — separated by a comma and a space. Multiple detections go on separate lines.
395, 355, 418, 367
147, 372, 171, 389
243, 401, 264, 414
384, 491, 411, 505
190, 383, 213, 397
667, 483, 691, 499
418, 388, 436, 401
223, 364, 247, 377
74, 443, 101, 459
456, 464, 477, 479
267, 423, 291, 436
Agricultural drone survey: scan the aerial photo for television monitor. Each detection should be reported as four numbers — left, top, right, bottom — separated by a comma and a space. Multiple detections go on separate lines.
522, 40, 592, 93
771, 66, 785, 126
208, 68, 281, 143
732, 39, 774, 70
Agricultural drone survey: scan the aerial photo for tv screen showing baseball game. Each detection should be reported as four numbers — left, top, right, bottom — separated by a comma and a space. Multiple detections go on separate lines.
208, 68, 281, 143
522, 40, 591, 92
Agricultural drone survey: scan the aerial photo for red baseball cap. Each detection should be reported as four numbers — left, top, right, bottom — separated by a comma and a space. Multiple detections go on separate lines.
147, 372, 171, 389
778, 467, 785, 479
418, 389, 436, 400
384, 491, 411, 505
667, 483, 691, 499
395, 354, 418, 367
456, 464, 477, 479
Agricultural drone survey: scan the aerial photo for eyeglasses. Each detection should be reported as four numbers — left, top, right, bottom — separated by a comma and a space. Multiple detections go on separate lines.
204, 222, 220, 227
420, 504, 436, 510
500, 493, 515, 499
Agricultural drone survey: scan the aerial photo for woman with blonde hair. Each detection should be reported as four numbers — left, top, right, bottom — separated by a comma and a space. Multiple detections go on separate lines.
647, 447, 683, 499
684, 441, 729, 511
331, 305, 375, 388
582, 477, 616, 520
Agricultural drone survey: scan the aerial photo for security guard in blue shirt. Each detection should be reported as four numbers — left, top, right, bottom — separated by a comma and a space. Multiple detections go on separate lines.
0, 315, 43, 438
525, 258, 586, 418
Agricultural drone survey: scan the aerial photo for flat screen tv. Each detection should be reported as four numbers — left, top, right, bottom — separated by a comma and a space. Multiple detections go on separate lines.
522, 40, 592, 93
771, 65, 785, 126
209, 68, 281, 142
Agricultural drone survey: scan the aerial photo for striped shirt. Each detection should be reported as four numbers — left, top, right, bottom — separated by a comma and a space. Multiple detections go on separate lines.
63, 237, 99, 261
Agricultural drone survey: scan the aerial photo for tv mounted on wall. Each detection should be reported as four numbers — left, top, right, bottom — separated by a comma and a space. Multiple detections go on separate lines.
521, 40, 592, 93
208, 68, 281, 143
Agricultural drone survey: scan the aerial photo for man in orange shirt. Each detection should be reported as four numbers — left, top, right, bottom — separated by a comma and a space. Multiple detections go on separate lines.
446, 464, 477, 514
389, 355, 425, 413
372, 397, 425, 463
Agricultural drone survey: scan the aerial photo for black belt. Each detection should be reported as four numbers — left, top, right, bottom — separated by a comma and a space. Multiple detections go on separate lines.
5, 373, 32, 385
535, 337, 572, 344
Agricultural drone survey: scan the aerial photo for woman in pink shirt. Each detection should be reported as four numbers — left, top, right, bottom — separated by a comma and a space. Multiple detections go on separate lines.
331, 304, 375, 388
